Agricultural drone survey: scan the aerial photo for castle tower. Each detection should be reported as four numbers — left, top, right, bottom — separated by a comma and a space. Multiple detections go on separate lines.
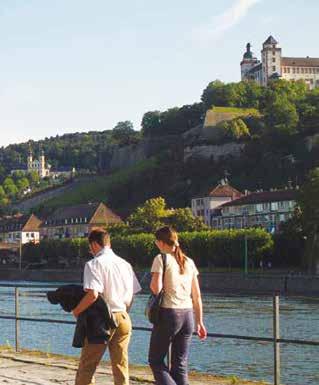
240, 43, 259, 80
261, 35, 282, 85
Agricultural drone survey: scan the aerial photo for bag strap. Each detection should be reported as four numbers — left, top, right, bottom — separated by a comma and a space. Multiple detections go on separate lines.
161, 253, 167, 287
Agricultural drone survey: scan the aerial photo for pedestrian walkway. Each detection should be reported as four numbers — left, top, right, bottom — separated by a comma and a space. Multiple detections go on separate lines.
0, 349, 267, 385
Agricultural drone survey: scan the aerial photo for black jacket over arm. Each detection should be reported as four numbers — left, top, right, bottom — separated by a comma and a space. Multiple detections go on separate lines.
47, 284, 117, 348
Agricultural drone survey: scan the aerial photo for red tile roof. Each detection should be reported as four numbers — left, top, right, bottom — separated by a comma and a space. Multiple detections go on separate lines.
221, 189, 297, 207
209, 184, 243, 199
281, 57, 319, 67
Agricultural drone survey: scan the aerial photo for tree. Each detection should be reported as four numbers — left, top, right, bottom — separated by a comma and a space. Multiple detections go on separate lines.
221, 118, 250, 141
264, 95, 299, 135
298, 168, 319, 273
0, 186, 6, 199
16, 177, 30, 192
111, 121, 139, 146
201, 80, 233, 109
28, 171, 40, 185
168, 208, 208, 232
127, 197, 167, 232
3, 177, 18, 198
141, 111, 161, 137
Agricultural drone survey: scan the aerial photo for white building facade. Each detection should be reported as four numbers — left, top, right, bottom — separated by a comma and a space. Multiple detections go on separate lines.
241, 36, 319, 89
191, 183, 243, 226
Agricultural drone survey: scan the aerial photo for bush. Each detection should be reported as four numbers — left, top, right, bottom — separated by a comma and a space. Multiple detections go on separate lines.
22, 229, 273, 269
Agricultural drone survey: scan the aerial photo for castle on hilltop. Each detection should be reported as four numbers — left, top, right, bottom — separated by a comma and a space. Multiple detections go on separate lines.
241, 35, 319, 89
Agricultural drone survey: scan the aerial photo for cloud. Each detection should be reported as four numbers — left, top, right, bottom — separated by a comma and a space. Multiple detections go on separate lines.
192, 0, 262, 42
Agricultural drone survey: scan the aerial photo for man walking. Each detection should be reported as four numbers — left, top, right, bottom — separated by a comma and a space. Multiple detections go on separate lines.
72, 227, 141, 385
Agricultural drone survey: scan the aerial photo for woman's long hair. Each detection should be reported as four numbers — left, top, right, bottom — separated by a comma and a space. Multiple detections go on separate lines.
155, 226, 186, 274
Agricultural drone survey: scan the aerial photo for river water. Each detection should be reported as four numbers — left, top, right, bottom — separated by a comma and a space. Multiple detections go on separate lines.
0, 282, 318, 385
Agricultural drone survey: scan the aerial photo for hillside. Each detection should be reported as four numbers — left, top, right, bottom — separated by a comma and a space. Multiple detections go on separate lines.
1, 79, 319, 216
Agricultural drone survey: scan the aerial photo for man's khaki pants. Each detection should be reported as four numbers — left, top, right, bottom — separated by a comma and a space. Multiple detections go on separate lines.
75, 312, 132, 385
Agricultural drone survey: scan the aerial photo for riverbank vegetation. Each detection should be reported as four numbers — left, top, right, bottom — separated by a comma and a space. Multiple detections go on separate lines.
22, 228, 273, 270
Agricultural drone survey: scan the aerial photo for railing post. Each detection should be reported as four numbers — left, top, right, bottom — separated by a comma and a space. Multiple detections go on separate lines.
273, 293, 280, 385
15, 287, 20, 352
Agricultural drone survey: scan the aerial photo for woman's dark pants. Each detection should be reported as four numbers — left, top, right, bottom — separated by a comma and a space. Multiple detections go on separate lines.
148, 308, 194, 385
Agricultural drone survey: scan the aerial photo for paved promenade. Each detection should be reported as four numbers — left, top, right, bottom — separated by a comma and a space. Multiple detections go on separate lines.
0, 349, 267, 385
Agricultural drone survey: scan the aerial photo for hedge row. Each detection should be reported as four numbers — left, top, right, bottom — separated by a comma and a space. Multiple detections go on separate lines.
22, 229, 273, 269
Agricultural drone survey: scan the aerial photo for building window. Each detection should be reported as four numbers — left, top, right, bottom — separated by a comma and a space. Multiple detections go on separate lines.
293, 68, 296, 74
316, 68, 319, 73
26, 233, 29, 238
263, 203, 269, 211
305, 68, 308, 73
256, 204, 263, 212
287, 67, 290, 73
65, 219, 68, 224
272, 58, 276, 63
271, 202, 278, 211
272, 66, 276, 72
301, 68, 304, 74
31, 233, 34, 238
296, 67, 300, 74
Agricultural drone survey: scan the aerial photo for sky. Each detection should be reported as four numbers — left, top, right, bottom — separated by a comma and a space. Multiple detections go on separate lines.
0, 0, 318, 147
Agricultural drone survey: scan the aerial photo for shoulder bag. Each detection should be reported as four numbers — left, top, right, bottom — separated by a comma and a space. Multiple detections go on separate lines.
145, 253, 167, 325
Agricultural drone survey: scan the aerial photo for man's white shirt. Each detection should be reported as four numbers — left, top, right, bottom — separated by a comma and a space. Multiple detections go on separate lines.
83, 247, 141, 312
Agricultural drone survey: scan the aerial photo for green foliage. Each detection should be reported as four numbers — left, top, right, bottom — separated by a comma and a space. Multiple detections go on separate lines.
167, 208, 208, 232
0, 186, 6, 199
141, 103, 204, 137
264, 95, 299, 135
111, 121, 140, 146
127, 197, 207, 233
217, 118, 250, 142
298, 168, 319, 234
28, 171, 40, 185
22, 238, 89, 267
16, 177, 30, 191
201, 80, 264, 110
22, 229, 273, 269
127, 197, 167, 232
298, 168, 319, 273
37, 159, 159, 216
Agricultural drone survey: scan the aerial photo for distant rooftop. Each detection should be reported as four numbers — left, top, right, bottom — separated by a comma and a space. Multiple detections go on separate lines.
209, 184, 243, 199
221, 189, 297, 208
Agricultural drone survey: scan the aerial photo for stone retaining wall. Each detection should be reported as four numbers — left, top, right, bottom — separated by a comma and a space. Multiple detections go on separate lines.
0, 269, 318, 296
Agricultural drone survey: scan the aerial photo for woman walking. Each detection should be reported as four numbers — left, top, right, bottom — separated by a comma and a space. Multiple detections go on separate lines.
148, 226, 207, 385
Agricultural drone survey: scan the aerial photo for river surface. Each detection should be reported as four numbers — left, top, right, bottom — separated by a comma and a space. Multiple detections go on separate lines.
0, 281, 318, 385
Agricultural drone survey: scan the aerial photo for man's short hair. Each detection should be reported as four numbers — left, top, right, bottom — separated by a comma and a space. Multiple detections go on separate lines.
88, 228, 110, 247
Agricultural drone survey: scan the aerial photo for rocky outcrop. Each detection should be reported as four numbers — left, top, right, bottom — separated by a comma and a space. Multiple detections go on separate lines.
184, 142, 245, 162
103, 135, 181, 171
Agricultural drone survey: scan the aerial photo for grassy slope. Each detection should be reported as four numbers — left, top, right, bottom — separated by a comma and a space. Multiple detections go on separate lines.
212, 106, 260, 115
36, 158, 158, 213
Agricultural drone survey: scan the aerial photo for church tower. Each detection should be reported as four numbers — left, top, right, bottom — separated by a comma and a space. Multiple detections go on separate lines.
39, 149, 46, 178
27, 147, 33, 172
261, 35, 282, 85
240, 43, 259, 80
